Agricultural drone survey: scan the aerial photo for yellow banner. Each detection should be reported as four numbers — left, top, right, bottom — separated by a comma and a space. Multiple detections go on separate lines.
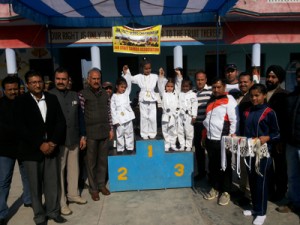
112, 25, 161, 55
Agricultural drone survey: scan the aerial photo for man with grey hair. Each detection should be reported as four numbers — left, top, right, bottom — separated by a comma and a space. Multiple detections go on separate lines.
78, 68, 114, 201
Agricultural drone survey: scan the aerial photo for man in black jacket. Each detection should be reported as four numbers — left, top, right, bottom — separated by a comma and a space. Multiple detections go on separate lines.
0, 76, 31, 225
15, 70, 66, 225
276, 68, 300, 214
265, 65, 289, 201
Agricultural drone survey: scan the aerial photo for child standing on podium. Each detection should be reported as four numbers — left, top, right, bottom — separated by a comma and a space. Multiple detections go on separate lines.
160, 78, 179, 151
177, 79, 198, 151
110, 78, 135, 155
122, 58, 158, 140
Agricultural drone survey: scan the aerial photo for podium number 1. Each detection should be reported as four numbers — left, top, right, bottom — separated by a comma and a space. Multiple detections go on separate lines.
118, 167, 128, 180
148, 145, 153, 158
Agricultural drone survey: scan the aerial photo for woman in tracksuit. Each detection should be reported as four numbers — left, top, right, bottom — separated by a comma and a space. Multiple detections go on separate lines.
242, 84, 280, 225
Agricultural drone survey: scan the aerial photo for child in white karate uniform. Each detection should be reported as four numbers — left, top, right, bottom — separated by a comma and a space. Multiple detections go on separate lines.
161, 78, 179, 151
110, 78, 135, 154
122, 59, 158, 139
177, 79, 198, 151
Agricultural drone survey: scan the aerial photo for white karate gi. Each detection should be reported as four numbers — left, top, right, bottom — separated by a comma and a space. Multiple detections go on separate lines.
130, 73, 158, 139
161, 91, 179, 151
111, 93, 135, 152
177, 90, 198, 151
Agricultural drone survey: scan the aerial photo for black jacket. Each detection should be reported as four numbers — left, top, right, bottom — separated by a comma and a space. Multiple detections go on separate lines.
0, 96, 18, 158
15, 92, 66, 161
286, 87, 300, 147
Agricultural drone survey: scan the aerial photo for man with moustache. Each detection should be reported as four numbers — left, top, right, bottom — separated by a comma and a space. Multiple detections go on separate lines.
15, 70, 66, 225
235, 72, 254, 206
0, 76, 31, 225
265, 65, 289, 202
78, 68, 114, 201
49, 67, 87, 216
193, 70, 212, 180
202, 78, 239, 206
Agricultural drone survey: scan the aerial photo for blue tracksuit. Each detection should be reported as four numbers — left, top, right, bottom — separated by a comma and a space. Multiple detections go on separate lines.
242, 104, 280, 216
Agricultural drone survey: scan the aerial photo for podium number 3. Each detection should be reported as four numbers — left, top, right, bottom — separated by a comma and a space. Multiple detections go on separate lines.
148, 145, 153, 158
118, 167, 128, 180
174, 164, 184, 177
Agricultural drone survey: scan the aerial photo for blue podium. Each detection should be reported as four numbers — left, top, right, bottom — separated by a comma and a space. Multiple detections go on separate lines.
108, 140, 194, 192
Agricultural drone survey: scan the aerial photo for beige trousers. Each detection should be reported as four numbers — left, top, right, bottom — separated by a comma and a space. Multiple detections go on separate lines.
59, 145, 80, 207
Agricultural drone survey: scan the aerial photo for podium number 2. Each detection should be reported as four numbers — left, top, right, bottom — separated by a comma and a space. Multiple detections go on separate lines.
174, 164, 184, 177
148, 145, 153, 158
118, 167, 128, 180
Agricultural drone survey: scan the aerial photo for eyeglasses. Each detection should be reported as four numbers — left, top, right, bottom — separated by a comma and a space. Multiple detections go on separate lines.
28, 81, 44, 85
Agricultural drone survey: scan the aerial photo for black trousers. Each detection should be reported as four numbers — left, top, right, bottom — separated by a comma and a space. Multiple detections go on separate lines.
23, 157, 60, 224
206, 138, 232, 193
194, 123, 206, 177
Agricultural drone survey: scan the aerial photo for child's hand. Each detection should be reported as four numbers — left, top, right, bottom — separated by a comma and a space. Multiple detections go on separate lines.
191, 118, 196, 124
159, 67, 165, 77
259, 136, 270, 145
123, 65, 129, 74
175, 68, 182, 78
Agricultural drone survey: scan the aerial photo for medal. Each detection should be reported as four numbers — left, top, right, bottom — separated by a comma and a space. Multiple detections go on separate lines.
121, 112, 124, 116
146, 91, 150, 97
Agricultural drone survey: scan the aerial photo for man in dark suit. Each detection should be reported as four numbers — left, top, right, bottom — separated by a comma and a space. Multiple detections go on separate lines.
235, 72, 253, 206
265, 65, 289, 202
0, 76, 31, 225
15, 70, 66, 225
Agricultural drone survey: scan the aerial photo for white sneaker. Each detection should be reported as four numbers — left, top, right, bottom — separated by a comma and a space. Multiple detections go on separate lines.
204, 188, 218, 200
218, 192, 230, 206
60, 205, 72, 215
253, 215, 266, 225
243, 210, 253, 216
68, 196, 87, 205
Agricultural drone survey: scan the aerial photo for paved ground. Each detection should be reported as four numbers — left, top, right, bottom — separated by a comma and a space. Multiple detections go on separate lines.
5, 163, 299, 225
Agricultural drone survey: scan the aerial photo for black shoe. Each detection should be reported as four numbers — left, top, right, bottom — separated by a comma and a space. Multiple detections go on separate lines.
24, 203, 32, 207
50, 215, 67, 223
36, 221, 47, 225
0, 218, 7, 225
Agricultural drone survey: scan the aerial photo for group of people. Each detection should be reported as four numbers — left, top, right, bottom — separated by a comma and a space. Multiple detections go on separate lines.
0, 60, 299, 225
198, 64, 299, 225
0, 67, 113, 225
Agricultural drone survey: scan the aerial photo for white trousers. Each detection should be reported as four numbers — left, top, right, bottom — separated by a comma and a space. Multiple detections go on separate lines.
59, 145, 80, 207
116, 121, 134, 151
140, 101, 157, 139
177, 114, 194, 150
162, 116, 177, 150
